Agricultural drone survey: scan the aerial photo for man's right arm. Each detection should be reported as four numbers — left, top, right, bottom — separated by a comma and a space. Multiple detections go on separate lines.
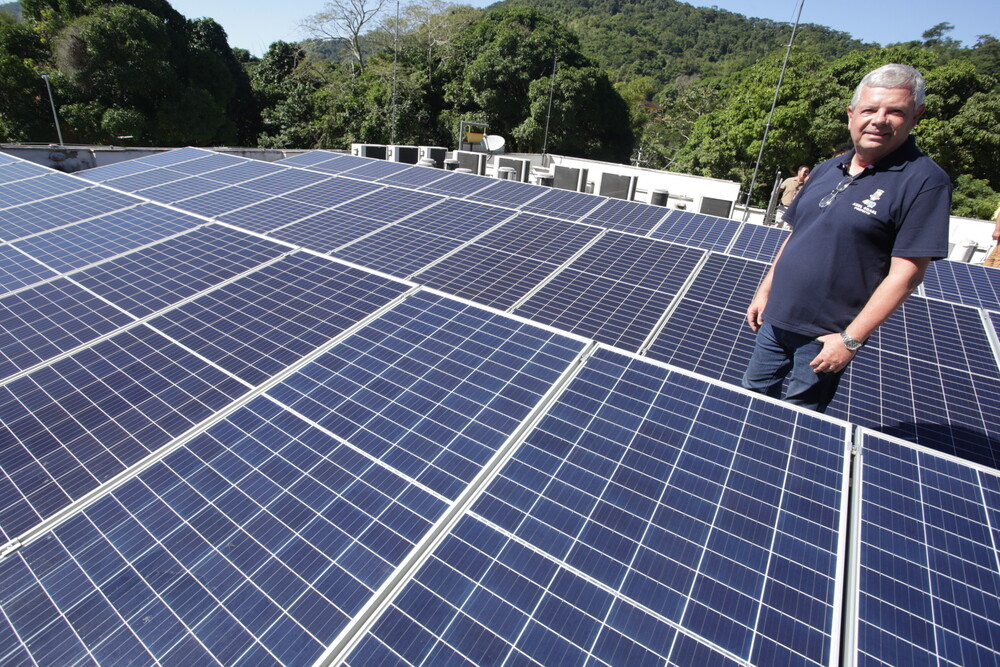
746, 235, 791, 332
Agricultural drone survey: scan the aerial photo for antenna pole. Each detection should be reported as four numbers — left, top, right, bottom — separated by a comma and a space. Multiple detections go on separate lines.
542, 54, 558, 155
741, 0, 804, 221
41, 74, 64, 147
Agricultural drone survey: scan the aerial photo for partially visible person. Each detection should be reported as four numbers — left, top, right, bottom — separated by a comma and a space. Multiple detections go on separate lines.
742, 63, 950, 412
772, 164, 811, 227
983, 202, 1000, 268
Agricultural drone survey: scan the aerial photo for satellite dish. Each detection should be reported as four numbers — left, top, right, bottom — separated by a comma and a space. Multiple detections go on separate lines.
481, 135, 506, 154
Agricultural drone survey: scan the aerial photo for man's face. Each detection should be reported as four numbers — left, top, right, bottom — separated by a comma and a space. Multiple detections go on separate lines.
847, 86, 925, 163
797, 166, 810, 180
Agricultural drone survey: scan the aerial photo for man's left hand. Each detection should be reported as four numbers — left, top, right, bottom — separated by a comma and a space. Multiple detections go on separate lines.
809, 333, 856, 374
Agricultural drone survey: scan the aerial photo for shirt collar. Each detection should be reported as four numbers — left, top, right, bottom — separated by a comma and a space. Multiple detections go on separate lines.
838, 135, 921, 175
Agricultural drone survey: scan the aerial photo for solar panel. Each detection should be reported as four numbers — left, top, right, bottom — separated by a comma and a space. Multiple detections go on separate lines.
268, 209, 393, 253
217, 197, 327, 235
73, 224, 292, 318
0, 161, 52, 183
515, 234, 706, 351
11, 205, 202, 274
465, 179, 547, 208
649, 209, 742, 253
347, 348, 851, 666
418, 171, 494, 198
0, 277, 136, 380
75, 158, 159, 183
0, 324, 250, 540
202, 160, 289, 185
99, 168, 192, 193
276, 150, 345, 167
0, 245, 58, 295
331, 200, 515, 278
148, 252, 412, 385
0, 173, 85, 209
333, 187, 443, 223
307, 154, 378, 175
921, 259, 1000, 311
853, 431, 1000, 666
645, 253, 768, 383
414, 214, 603, 310
171, 185, 274, 219
0, 188, 141, 242
728, 224, 790, 263
865, 296, 999, 378
337, 160, 412, 181
239, 169, 330, 196
580, 198, 670, 235
134, 176, 227, 203
377, 165, 451, 189
130, 147, 216, 167
520, 188, 604, 221
281, 177, 383, 208
163, 152, 245, 175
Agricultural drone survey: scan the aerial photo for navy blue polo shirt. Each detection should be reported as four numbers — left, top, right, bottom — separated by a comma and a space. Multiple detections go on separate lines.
765, 136, 950, 338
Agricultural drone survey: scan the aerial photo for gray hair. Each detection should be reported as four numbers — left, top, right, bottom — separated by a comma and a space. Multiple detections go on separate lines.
851, 64, 926, 108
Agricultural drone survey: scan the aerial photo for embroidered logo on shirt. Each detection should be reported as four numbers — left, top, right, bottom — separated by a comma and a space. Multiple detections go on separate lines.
854, 189, 885, 216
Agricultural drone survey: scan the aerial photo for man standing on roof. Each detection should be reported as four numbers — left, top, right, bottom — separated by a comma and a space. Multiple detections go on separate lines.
741, 63, 951, 412
773, 164, 811, 227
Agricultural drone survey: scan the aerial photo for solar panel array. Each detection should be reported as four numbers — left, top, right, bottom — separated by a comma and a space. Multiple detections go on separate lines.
0, 147, 997, 665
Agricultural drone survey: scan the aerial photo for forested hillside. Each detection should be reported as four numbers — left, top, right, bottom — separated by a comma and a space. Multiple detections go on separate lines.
1, 0, 997, 216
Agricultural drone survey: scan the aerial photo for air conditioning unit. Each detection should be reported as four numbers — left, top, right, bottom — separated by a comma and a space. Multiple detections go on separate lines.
453, 150, 487, 175
599, 173, 638, 200
496, 157, 531, 182
350, 144, 387, 159
388, 145, 419, 164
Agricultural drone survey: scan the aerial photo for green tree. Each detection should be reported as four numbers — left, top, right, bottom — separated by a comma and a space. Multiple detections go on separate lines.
0, 22, 53, 141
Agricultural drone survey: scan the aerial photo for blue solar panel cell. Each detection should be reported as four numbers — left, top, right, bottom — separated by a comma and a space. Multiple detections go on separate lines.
0, 395, 450, 665
866, 296, 999, 377
100, 168, 190, 193
171, 185, 275, 218
74, 224, 291, 317
0, 325, 249, 540
0, 245, 57, 294
201, 160, 288, 185
268, 209, 390, 253
276, 150, 344, 167
922, 259, 1000, 311
521, 188, 603, 221
516, 234, 705, 351
12, 204, 202, 274
134, 176, 226, 203
267, 290, 586, 499
161, 152, 244, 175
0, 161, 51, 183
378, 165, 451, 189
331, 225, 467, 278
307, 154, 375, 174
0, 277, 135, 380
465, 179, 546, 208
352, 348, 850, 666
729, 223, 790, 263
855, 432, 1000, 666
395, 198, 514, 241
580, 198, 670, 235
649, 209, 742, 253
240, 169, 330, 195
645, 253, 767, 381
333, 187, 443, 223
418, 171, 494, 198
0, 188, 141, 242
0, 174, 85, 209
150, 253, 411, 385
217, 197, 326, 234
75, 159, 158, 183
338, 160, 412, 181
132, 147, 215, 167
281, 177, 382, 208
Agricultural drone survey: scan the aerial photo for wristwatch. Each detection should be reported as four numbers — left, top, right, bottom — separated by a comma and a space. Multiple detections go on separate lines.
840, 332, 863, 352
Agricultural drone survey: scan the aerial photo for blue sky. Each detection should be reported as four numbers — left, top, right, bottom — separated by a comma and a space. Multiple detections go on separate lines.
167, 0, 998, 57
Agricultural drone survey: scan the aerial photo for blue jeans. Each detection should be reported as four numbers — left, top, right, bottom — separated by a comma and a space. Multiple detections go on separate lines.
741, 322, 844, 413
